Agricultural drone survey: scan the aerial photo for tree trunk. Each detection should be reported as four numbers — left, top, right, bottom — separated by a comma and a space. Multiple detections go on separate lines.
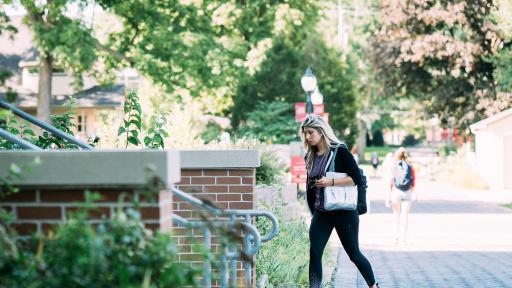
37, 54, 52, 123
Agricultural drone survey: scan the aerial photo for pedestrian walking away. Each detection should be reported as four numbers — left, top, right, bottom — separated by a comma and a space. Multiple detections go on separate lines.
386, 147, 416, 244
300, 114, 379, 288
370, 151, 379, 177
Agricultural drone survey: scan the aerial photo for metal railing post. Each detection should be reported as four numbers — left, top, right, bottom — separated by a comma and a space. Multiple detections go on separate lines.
0, 128, 43, 150
171, 187, 279, 288
0, 100, 94, 150
203, 228, 212, 288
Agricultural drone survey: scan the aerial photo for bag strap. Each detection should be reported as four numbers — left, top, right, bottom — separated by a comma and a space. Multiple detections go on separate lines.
329, 144, 341, 173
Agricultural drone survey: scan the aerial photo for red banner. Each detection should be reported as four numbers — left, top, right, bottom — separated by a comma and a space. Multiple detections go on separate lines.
290, 156, 306, 183
295, 103, 325, 122
295, 103, 306, 122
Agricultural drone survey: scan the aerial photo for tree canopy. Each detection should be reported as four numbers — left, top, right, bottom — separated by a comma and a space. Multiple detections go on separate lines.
232, 34, 359, 146
1, 0, 323, 122
370, 0, 511, 128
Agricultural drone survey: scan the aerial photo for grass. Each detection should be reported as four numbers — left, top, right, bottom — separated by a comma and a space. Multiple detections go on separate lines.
501, 203, 512, 210
361, 146, 397, 164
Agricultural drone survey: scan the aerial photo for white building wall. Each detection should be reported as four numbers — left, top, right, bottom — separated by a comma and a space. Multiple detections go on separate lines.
474, 131, 500, 189
504, 134, 512, 190
22, 69, 98, 95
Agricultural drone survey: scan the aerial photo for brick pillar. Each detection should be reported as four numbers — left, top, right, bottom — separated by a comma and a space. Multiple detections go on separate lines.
175, 150, 259, 287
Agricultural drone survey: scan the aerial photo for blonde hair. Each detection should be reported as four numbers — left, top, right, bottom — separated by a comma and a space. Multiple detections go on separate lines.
299, 114, 343, 173
395, 147, 408, 161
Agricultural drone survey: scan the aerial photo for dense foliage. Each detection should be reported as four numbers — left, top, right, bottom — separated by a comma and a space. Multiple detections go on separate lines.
256, 207, 309, 287
370, 0, 511, 128
256, 148, 288, 187
0, 203, 200, 287
0, 100, 80, 149
232, 35, 359, 146
236, 101, 300, 144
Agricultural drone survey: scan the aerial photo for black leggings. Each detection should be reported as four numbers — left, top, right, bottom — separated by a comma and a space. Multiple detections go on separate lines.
309, 209, 375, 287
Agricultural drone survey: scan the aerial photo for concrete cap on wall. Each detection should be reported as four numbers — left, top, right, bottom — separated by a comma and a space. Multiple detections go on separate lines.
0, 150, 180, 188
180, 150, 260, 168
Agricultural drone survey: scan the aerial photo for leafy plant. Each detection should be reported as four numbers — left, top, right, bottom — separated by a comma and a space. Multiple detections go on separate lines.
35, 99, 79, 149
118, 91, 143, 148
144, 113, 168, 149
0, 99, 79, 150
0, 205, 201, 287
256, 149, 288, 187
256, 206, 309, 287
200, 120, 223, 144
0, 109, 45, 150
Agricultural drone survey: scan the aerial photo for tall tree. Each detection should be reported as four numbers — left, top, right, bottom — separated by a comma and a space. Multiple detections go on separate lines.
370, 0, 510, 128
3, 0, 320, 122
232, 34, 359, 146
17, 0, 98, 123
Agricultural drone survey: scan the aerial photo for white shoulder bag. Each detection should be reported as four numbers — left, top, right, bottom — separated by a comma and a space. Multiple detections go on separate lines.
323, 145, 358, 211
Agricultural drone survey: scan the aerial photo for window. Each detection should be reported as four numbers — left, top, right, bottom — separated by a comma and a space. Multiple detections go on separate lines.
77, 114, 87, 132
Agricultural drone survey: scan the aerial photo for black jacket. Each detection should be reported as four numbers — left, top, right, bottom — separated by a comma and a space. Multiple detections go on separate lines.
305, 144, 368, 215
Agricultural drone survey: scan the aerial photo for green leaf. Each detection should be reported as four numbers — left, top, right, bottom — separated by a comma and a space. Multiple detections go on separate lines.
154, 134, 163, 148
144, 136, 151, 147
118, 127, 126, 136
128, 136, 139, 146
129, 119, 141, 130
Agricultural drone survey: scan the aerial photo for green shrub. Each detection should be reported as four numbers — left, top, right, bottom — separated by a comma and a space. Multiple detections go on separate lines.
0, 203, 200, 287
200, 121, 223, 144
401, 134, 420, 147
203, 138, 287, 187
256, 149, 287, 187
256, 207, 309, 287
236, 101, 300, 144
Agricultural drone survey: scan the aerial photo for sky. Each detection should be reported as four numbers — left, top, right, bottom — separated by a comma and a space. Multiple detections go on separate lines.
3, 0, 100, 27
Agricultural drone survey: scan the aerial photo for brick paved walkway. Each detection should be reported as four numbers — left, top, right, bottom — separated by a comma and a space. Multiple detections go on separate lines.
334, 249, 512, 288
329, 179, 512, 288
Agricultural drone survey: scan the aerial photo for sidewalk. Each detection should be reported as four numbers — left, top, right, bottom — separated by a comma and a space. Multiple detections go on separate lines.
330, 178, 512, 288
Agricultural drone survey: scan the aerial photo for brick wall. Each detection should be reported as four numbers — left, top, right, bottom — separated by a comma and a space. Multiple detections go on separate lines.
0, 150, 259, 287
0, 188, 173, 235
174, 168, 256, 287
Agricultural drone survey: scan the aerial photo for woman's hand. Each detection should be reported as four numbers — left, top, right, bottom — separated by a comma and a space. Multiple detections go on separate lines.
316, 176, 334, 187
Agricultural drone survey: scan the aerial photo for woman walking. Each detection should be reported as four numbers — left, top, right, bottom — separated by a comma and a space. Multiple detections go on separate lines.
301, 115, 379, 288
385, 147, 416, 244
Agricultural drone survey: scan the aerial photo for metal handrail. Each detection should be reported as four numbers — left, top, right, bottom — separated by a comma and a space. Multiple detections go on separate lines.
0, 109, 277, 287
172, 213, 262, 257
172, 187, 279, 288
0, 100, 93, 150
0, 127, 43, 150
172, 187, 279, 241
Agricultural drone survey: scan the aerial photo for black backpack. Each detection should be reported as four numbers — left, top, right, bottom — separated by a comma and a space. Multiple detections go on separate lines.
357, 168, 368, 215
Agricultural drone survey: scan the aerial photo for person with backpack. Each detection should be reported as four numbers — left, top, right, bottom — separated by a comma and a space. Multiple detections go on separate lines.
300, 115, 379, 288
385, 147, 416, 244
370, 151, 379, 177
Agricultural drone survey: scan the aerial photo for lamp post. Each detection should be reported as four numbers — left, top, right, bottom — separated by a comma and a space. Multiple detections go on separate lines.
301, 67, 317, 114
311, 87, 323, 106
